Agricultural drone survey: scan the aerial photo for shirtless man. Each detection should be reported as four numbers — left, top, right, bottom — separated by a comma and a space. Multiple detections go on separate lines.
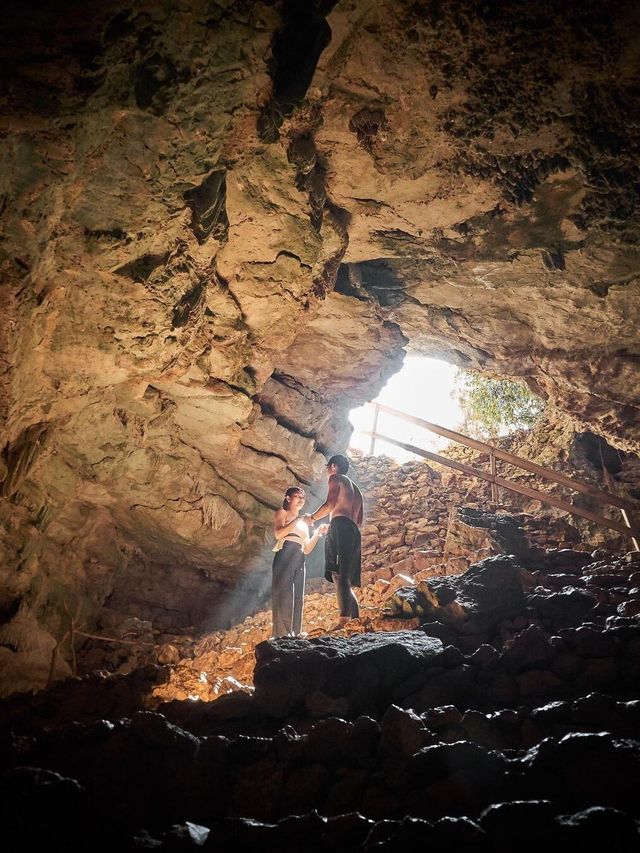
305, 454, 363, 627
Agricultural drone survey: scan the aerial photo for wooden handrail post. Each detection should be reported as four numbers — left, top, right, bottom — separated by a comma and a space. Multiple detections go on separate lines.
369, 404, 379, 456
621, 508, 640, 552
359, 402, 640, 548
490, 452, 499, 505
361, 430, 640, 542
372, 402, 637, 512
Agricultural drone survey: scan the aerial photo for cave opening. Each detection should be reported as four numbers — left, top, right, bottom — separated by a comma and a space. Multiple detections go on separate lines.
349, 356, 464, 462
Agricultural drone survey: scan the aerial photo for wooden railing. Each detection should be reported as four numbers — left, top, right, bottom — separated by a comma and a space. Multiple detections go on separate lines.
362, 402, 640, 550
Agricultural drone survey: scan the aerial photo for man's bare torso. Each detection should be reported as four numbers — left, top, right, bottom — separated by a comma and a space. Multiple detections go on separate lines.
331, 474, 363, 526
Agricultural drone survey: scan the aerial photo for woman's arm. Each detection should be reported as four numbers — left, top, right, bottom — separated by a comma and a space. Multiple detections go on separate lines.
303, 523, 329, 554
273, 509, 301, 541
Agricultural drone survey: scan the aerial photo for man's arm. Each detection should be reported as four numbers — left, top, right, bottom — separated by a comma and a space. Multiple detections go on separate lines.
307, 475, 341, 523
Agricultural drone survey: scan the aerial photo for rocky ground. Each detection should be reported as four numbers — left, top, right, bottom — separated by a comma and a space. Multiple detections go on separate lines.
2, 0, 640, 701
2, 506, 640, 849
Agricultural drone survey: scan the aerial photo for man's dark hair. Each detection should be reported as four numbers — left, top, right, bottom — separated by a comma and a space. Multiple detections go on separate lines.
328, 454, 349, 474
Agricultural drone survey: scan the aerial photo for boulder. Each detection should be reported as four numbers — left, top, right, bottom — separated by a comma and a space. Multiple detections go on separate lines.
444, 507, 532, 563
253, 632, 444, 718
528, 588, 597, 631
388, 555, 527, 640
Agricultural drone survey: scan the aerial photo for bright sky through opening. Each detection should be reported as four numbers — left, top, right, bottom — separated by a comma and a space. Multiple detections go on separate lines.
349, 357, 464, 463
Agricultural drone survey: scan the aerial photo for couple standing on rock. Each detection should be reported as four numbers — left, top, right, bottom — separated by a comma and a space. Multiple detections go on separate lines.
271, 454, 363, 637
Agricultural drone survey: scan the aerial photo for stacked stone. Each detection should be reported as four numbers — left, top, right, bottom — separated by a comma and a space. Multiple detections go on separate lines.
350, 452, 587, 574
352, 453, 468, 573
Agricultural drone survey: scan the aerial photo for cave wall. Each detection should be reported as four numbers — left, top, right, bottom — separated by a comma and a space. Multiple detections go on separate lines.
1, 0, 639, 692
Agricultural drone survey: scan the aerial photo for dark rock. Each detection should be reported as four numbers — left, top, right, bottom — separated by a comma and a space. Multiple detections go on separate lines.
551, 651, 583, 679
521, 732, 640, 813
618, 599, 640, 617
324, 812, 374, 849
193, 736, 230, 822
469, 644, 500, 669
427, 556, 527, 636
88, 713, 201, 828
423, 705, 463, 729
575, 657, 619, 690
0, 766, 90, 851
489, 708, 524, 748
502, 625, 555, 672
279, 764, 330, 818
363, 819, 401, 849
181, 690, 259, 727
429, 816, 487, 849
441, 645, 466, 668
380, 705, 427, 758
420, 621, 461, 646
405, 740, 507, 788
413, 664, 475, 711
529, 588, 597, 631
228, 735, 274, 764
349, 715, 381, 760
306, 717, 352, 763
253, 632, 444, 718
273, 726, 306, 763
460, 710, 509, 750
566, 626, 616, 657
444, 506, 531, 563
323, 769, 368, 816
557, 806, 640, 850
571, 693, 629, 734
370, 815, 434, 849
162, 822, 211, 849
543, 549, 593, 573
516, 669, 564, 701
484, 672, 520, 707
480, 800, 559, 850
229, 758, 284, 822
531, 700, 572, 725
275, 811, 328, 850
620, 700, 640, 727
202, 818, 276, 850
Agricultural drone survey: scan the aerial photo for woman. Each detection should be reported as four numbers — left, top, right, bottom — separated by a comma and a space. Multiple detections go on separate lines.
272, 487, 327, 637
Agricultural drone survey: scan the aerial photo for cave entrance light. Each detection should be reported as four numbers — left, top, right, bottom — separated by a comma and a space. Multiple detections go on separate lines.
349, 356, 464, 462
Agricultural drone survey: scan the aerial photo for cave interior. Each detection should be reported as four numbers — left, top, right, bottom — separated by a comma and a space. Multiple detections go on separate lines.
2, 0, 640, 849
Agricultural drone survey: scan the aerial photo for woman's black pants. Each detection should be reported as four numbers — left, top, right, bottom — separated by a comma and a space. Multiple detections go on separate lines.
272, 541, 306, 637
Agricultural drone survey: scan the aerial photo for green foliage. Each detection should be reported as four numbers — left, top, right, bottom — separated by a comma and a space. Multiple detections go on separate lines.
454, 371, 544, 439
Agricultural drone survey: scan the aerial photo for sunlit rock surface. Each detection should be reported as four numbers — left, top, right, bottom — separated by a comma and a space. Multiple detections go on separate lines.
1, 0, 639, 692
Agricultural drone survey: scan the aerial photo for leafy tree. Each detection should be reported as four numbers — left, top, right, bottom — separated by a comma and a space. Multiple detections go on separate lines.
454, 370, 544, 439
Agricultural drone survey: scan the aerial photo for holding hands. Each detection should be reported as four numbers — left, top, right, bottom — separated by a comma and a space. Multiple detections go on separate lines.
303, 514, 329, 536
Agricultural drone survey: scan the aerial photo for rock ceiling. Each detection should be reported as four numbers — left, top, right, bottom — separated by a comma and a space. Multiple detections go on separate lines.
0, 0, 639, 688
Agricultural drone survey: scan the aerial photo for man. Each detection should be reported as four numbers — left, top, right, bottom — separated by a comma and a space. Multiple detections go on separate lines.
305, 454, 363, 628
